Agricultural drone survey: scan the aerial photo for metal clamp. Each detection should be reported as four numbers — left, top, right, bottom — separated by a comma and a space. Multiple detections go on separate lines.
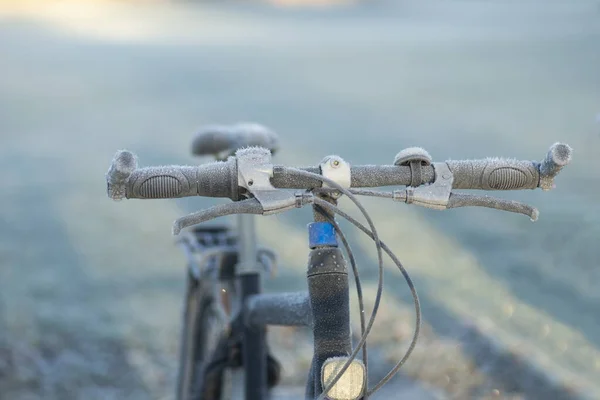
320, 155, 351, 199
393, 162, 454, 210
236, 147, 297, 214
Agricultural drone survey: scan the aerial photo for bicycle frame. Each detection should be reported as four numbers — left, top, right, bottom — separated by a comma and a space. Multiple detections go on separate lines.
180, 206, 355, 400
236, 213, 269, 399
236, 203, 355, 400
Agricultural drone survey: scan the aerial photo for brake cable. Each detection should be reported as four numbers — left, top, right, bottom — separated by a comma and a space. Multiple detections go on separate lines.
318, 208, 369, 394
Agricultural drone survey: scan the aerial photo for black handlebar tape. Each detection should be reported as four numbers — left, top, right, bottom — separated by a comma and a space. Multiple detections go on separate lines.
271, 165, 435, 189
126, 159, 238, 200
447, 159, 540, 190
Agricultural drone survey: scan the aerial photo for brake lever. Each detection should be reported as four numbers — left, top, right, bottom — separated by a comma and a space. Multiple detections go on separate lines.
392, 161, 539, 220
172, 192, 314, 235
174, 147, 320, 235
447, 193, 539, 221
173, 198, 264, 235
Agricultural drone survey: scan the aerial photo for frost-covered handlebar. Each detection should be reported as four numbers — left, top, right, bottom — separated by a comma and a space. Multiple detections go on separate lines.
106, 150, 432, 201
107, 143, 570, 198
106, 143, 571, 231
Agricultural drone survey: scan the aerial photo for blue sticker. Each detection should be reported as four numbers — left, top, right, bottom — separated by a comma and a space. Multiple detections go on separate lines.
308, 222, 338, 249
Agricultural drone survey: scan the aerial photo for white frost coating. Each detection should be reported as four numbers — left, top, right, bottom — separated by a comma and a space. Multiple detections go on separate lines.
106, 149, 137, 200
539, 142, 572, 191
236, 146, 297, 213
393, 147, 432, 166
236, 146, 273, 189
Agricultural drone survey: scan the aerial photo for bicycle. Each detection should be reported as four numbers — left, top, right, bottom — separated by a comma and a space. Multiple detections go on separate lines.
105, 123, 572, 400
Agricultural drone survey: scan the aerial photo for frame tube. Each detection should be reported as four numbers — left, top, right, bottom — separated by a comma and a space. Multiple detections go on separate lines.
245, 292, 312, 328
237, 214, 268, 400
240, 273, 267, 400
307, 245, 352, 397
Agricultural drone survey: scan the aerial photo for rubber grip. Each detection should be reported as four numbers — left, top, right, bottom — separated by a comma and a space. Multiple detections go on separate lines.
447, 159, 540, 190
126, 161, 238, 200
126, 166, 199, 199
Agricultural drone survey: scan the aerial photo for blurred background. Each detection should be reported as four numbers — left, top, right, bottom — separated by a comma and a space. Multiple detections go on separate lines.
1, 0, 599, 399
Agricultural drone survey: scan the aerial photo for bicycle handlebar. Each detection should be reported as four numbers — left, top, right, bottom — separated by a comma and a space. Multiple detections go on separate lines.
271, 164, 434, 190
106, 143, 572, 229
106, 151, 433, 201
108, 143, 570, 199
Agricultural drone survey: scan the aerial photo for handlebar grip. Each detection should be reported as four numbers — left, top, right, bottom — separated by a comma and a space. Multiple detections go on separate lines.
106, 150, 238, 200
126, 165, 200, 199
447, 158, 540, 190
